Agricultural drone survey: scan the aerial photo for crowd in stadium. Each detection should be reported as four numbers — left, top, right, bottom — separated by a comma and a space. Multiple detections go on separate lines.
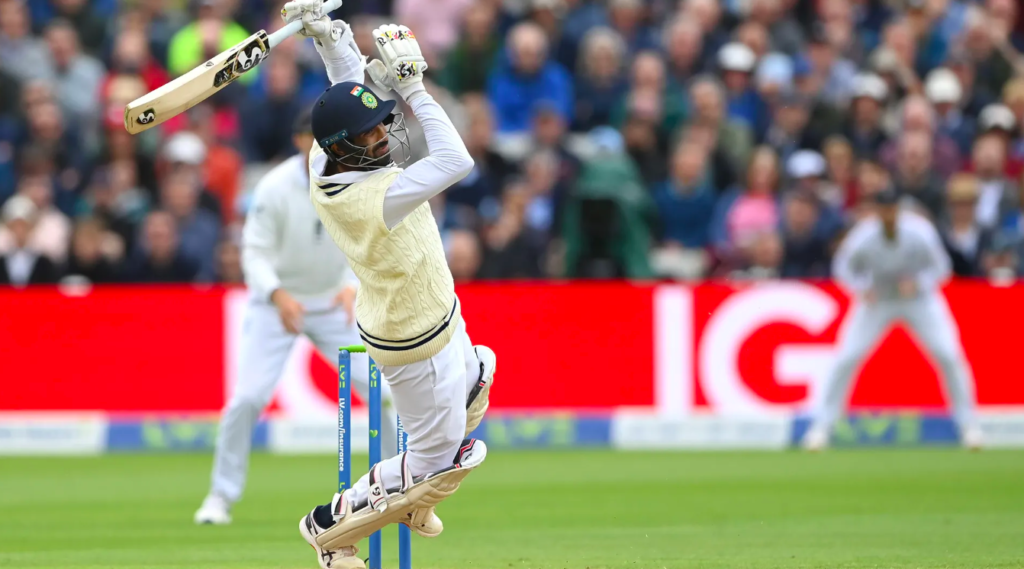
2, 0, 1024, 285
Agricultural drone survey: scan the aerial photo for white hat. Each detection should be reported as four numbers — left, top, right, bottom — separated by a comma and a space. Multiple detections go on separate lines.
718, 42, 757, 72
852, 73, 889, 101
2, 195, 38, 223
979, 103, 1017, 132
786, 150, 826, 179
924, 68, 962, 104
162, 131, 207, 165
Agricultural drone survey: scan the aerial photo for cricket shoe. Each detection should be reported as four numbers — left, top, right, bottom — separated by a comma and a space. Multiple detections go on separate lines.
300, 510, 364, 569
962, 424, 984, 451
801, 425, 829, 452
465, 345, 496, 436
193, 494, 232, 525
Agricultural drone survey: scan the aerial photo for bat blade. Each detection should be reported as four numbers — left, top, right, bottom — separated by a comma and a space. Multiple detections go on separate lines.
124, 30, 271, 134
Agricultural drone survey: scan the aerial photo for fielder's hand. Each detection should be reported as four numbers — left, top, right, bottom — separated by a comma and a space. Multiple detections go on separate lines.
366, 24, 427, 100
271, 289, 305, 334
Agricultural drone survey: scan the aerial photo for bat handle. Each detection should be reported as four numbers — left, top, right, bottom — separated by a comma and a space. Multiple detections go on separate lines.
268, 0, 345, 49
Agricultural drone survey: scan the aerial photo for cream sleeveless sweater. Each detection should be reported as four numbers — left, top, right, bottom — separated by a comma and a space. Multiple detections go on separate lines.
309, 151, 460, 366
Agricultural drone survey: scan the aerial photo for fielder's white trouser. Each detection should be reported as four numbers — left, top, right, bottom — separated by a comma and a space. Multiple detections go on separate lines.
812, 293, 978, 430
344, 319, 480, 508
210, 300, 396, 503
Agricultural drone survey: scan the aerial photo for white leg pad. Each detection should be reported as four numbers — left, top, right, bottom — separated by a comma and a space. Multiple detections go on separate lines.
316, 440, 487, 550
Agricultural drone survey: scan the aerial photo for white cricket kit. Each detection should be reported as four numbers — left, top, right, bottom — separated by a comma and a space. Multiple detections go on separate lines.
209, 154, 396, 504
308, 30, 481, 508
811, 210, 978, 431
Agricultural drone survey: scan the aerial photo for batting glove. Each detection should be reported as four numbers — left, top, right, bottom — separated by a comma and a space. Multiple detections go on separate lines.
366, 24, 428, 100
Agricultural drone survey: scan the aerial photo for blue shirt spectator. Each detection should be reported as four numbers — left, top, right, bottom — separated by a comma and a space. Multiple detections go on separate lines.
488, 22, 574, 133
654, 141, 717, 248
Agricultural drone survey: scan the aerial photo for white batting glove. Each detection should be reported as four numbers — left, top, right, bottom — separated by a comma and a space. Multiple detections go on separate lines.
366, 24, 428, 100
280, 0, 324, 23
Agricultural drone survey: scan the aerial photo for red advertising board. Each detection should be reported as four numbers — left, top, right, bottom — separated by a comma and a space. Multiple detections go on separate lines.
1, 282, 1022, 417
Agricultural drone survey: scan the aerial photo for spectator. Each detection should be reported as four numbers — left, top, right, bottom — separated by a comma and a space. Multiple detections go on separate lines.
63, 216, 122, 284
844, 73, 890, 158
445, 229, 482, 281
891, 130, 946, 221
851, 158, 892, 219
621, 103, 665, 188
718, 42, 768, 137
0, 195, 60, 287
167, 0, 252, 83
393, 0, 473, 67
947, 49, 991, 118
729, 231, 782, 280
242, 55, 304, 162
613, 51, 687, 142
43, 20, 104, 135
710, 146, 781, 264
754, 52, 793, 106
651, 139, 716, 279
0, 174, 71, 263
880, 94, 961, 178
158, 168, 221, 282
925, 67, 976, 155
982, 231, 1021, 283
572, 27, 628, 132
104, 27, 171, 96
780, 191, 831, 278
940, 173, 992, 277
22, 102, 88, 215
213, 236, 243, 284
190, 104, 243, 225
748, 0, 805, 56
0, 0, 53, 82
440, 1, 501, 95
478, 181, 545, 279
804, 24, 857, 107
683, 0, 728, 66
959, 6, 1014, 109
122, 211, 199, 283
550, 0, 609, 71
688, 76, 753, 191
822, 136, 858, 209
662, 17, 707, 86
160, 131, 223, 220
448, 95, 512, 209
48, 0, 106, 56
763, 91, 814, 165
606, 0, 658, 55
735, 20, 770, 60
971, 133, 1019, 230
488, 22, 573, 133
975, 103, 1023, 178
77, 160, 149, 252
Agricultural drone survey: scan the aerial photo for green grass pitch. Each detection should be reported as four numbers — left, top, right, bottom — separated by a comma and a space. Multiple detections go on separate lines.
1, 449, 1023, 568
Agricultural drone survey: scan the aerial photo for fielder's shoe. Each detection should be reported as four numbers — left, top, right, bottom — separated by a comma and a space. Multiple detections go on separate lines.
801, 425, 829, 452
465, 345, 496, 436
962, 424, 984, 451
194, 494, 232, 525
300, 510, 364, 569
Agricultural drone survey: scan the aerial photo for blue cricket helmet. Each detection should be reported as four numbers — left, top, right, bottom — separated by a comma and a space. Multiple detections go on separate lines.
311, 81, 410, 170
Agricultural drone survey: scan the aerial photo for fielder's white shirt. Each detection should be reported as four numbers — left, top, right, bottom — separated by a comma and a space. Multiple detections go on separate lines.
242, 155, 356, 304
833, 210, 952, 300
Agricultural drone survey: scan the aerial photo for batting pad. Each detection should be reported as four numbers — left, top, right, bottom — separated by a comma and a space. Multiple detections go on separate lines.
316, 440, 487, 550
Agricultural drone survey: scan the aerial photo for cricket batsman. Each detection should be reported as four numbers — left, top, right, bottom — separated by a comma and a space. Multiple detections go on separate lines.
280, 3, 497, 567
194, 111, 399, 525
802, 188, 982, 451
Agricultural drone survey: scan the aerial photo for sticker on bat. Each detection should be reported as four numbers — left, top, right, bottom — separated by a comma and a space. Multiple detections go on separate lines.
136, 109, 156, 125
213, 32, 270, 88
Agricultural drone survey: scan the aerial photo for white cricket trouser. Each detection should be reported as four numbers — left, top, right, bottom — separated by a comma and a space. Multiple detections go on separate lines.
812, 292, 978, 430
344, 319, 480, 507
210, 300, 397, 503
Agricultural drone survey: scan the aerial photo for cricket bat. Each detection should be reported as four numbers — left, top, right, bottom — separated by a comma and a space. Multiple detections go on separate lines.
124, 0, 343, 134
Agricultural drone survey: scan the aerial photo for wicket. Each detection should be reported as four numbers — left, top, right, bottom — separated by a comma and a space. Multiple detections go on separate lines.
339, 346, 412, 569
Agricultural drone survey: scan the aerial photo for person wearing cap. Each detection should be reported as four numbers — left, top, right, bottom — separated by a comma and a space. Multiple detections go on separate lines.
844, 72, 890, 157
0, 195, 60, 287
939, 173, 993, 277
281, 7, 496, 566
925, 67, 976, 155
193, 109, 392, 525
718, 41, 769, 138
969, 132, 1020, 230
802, 187, 982, 451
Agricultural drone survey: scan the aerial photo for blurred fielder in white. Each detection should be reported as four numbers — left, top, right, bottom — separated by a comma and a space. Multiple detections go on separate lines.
802, 188, 982, 451
194, 112, 397, 525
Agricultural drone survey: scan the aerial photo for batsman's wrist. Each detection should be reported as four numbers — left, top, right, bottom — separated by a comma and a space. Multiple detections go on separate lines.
398, 82, 426, 101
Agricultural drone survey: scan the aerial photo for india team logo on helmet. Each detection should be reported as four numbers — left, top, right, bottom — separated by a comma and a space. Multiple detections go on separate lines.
349, 85, 379, 109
